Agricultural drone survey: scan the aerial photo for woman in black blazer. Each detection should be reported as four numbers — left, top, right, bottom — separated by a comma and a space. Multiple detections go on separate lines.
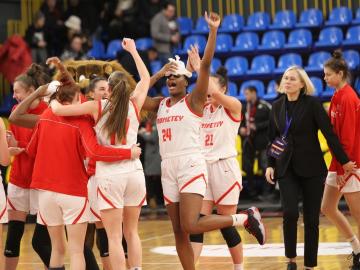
265, 66, 355, 270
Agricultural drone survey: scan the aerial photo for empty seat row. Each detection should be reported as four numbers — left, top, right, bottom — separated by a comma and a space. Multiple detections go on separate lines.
179, 26, 360, 54
178, 7, 360, 35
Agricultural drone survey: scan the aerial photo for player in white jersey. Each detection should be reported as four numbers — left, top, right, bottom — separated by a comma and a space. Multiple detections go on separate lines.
51, 38, 149, 270
186, 48, 245, 269
143, 12, 265, 270
0, 118, 10, 269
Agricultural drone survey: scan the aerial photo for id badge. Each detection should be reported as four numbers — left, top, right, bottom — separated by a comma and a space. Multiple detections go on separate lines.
268, 136, 288, 159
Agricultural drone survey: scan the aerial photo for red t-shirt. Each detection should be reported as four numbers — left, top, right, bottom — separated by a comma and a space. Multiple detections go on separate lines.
27, 108, 132, 197
329, 84, 360, 174
9, 100, 48, 188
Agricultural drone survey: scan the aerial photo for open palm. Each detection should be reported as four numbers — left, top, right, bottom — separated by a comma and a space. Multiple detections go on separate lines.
204, 11, 221, 29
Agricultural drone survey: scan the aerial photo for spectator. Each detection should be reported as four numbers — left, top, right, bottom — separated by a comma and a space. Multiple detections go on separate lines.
40, 0, 64, 56
137, 0, 164, 37
108, 0, 139, 39
239, 86, 272, 201
64, 15, 82, 40
138, 115, 163, 208
150, 1, 179, 64
25, 11, 48, 64
61, 34, 88, 61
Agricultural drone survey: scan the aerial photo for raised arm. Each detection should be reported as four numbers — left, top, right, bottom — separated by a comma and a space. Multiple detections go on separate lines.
188, 12, 220, 114
46, 57, 75, 85
149, 62, 177, 89
122, 38, 150, 110
51, 99, 99, 121
9, 84, 49, 128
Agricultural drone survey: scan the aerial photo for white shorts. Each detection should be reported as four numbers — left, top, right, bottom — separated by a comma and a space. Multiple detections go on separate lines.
37, 190, 90, 226
161, 154, 208, 205
204, 157, 243, 205
88, 176, 101, 223
0, 180, 7, 223
7, 183, 39, 214
326, 170, 360, 193
97, 170, 147, 210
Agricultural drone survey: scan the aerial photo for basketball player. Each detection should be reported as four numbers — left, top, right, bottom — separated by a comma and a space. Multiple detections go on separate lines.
50, 38, 150, 270
186, 46, 245, 270
321, 50, 360, 270
143, 12, 265, 270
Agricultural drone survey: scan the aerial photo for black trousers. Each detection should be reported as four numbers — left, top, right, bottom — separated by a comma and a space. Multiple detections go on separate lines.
277, 167, 325, 267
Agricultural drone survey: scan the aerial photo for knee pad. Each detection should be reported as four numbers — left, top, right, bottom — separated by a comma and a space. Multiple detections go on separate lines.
4, 220, 25, 257
32, 223, 51, 266
189, 213, 206, 243
96, 228, 109, 257
220, 226, 241, 248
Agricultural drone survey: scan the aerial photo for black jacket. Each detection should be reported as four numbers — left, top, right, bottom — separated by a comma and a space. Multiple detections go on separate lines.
268, 94, 349, 179
241, 99, 271, 150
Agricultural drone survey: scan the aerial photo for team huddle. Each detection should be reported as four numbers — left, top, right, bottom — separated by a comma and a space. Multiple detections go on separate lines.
0, 10, 359, 270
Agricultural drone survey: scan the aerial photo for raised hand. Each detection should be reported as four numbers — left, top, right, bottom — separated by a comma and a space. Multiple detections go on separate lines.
187, 45, 201, 73
204, 11, 221, 30
46, 57, 61, 66
122, 38, 137, 53
160, 62, 178, 77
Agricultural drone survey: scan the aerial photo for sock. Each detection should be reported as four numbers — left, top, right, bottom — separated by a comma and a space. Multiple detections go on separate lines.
347, 235, 360, 254
234, 263, 244, 270
231, 214, 248, 226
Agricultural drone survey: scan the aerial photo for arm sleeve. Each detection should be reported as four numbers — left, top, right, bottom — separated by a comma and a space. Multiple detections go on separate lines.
78, 120, 132, 161
313, 99, 349, 168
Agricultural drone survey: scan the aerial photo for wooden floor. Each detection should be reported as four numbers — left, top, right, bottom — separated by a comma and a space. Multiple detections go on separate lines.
4, 215, 356, 270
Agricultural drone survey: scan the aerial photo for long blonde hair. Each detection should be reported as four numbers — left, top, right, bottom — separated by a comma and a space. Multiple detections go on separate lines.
278, 66, 315, 96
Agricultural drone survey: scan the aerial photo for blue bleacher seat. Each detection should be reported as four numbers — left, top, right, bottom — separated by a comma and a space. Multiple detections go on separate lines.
258, 30, 285, 51
182, 35, 207, 53
210, 58, 222, 74
352, 8, 360, 24
243, 12, 270, 31
325, 7, 352, 26
247, 55, 275, 75
219, 14, 244, 33
0, 93, 15, 115
305, 51, 332, 72
177, 17, 193, 35
323, 86, 335, 98
150, 60, 162, 75
343, 50, 360, 70
274, 53, 302, 74
227, 82, 238, 97
310, 77, 323, 97
135, 38, 153, 51
161, 86, 169, 97
105, 39, 122, 59
296, 8, 323, 28
263, 80, 278, 100
188, 83, 196, 93
269, 10, 296, 30
342, 26, 360, 46
284, 29, 312, 49
215, 34, 233, 53
240, 80, 265, 100
354, 76, 360, 93
314, 27, 343, 48
192, 17, 209, 34
88, 39, 106, 59
231, 32, 259, 52
224, 56, 248, 78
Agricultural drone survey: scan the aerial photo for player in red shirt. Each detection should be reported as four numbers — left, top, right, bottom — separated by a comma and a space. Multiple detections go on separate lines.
4, 64, 51, 270
51, 38, 150, 270
0, 117, 10, 270
321, 50, 360, 269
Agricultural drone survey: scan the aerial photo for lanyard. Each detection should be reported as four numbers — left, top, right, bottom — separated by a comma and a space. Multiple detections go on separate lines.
282, 110, 292, 139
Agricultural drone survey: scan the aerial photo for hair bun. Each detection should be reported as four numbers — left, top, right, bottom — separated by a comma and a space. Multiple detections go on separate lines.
332, 49, 343, 59
216, 66, 228, 78
26, 63, 42, 77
